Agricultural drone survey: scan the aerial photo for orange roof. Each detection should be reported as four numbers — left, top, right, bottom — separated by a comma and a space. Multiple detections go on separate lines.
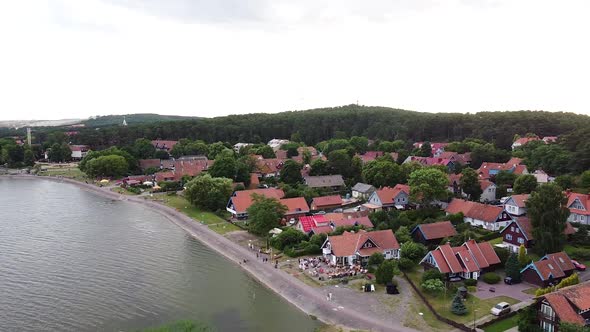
547, 282, 590, 318
567, 192, 590, 216
446, 199, 505, 223
426, 240, 500, 274
327, 230, 399, 257
249, 173, 260, 189
280, 197, 310, 215
544, 292, 586, 325
151, 140, 178, 150
375, 184, 410, 205
230, 188, 285, 214
545, 252, 575, 273
479, 179, 495, 191
331, 216, 374, 229
439, 244, 463, 273
312, 195, 342, 208
507, 194, 529, 208
513, 137, 539, 146
414, 221, 457, 240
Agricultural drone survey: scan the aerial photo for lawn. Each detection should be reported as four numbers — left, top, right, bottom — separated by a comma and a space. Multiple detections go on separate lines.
110, 187, 138, 195
483, 314, 519, 332
489, 237, 503, 245
208, 222, 242, 235
405, 271, 520, 325
160, 195, 225, 225
39, 165, 88, 181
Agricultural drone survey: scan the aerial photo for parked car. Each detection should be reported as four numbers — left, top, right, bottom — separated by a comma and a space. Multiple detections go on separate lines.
572, 260, 587, 271
504, 276, 521, 285
491, 302, 511, 316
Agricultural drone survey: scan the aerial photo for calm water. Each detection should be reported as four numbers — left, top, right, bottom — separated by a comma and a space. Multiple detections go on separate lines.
0, 178, 320, 332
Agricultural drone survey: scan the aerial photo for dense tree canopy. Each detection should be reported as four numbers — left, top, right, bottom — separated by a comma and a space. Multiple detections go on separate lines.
85, 155, 128, 178
460, 168, 482, 201
247, 194, 287, 236
527, 183, 570, 255
514, 174, 538, 194
408, 168, 449, 204
362, 160, 403, 188
184, 174, 233, 211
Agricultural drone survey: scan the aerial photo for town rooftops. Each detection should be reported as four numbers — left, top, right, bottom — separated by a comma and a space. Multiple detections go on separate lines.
299, 215, 329, 233
327, 230, 399, 257
151, 140, 178, 150
542, 282, 590, 325
502, 217, 575, 242
479, 179, 495, 191
374, 184, 410, 205
228, 188, 285, 214
446, 199, 506, 223
423, 239, 500, 274
521, 251, 576, 282
513, 137, 539, 147
304, 175, 345, 188
280, 197, 310, 215
506, 194, 529, 208
412, 221, 457, 240
312, 195, 343, 208
404, 156, 453, 167
331, 216, 374, 229
477, 161, 528, 179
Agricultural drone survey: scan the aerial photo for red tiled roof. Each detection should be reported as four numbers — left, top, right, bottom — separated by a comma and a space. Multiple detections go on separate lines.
151, 140, 178, 150
415, 221, 457, 240
406, 156, 453, 166
545, 252, 575, 273
375, 184, 410, 205
446, 199, 505, 223
312, 195, 343, 208
479, 179, 495, 191
448, 173, 462, 186
477, 161, 528, 179
507, 194, 529, 208
567, 192, 590, 216
432, 250, 451, 273
534, 259, 566, 280
139, 159, 161, 170
453, 247, 480, 273
505, 217, 574, 241
69, 144, 88, 151
544, 292, 586, 325
426, 240, 500, 274
280, 197, 310, 215
513, 137, 539, 146
298, 215, 329, 233
473, 240, 501, 266
356, 151, 384, 163
230, 188, 285, 214
327, 230, 399, 257
439, 244, 463, 273
331, 216, 374, 229
256, 158, 285, 175
249, 173, 260, 189
310, 225, 333, 235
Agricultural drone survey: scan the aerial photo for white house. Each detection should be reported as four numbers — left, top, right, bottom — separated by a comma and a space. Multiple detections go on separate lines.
367, 184, 410, 209
479, 180, 497, 203
567, 192, 590, 225
504, 194, 529, 216
445, 199, 513, 231
70, 145, 89, 160
351, 183, 376, 200
267, 138, 290, 151
321, 230, 400, 266
233, 143, 253, 153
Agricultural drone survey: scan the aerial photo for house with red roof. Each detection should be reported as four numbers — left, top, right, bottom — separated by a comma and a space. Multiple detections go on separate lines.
367, 184, 411, 210
567, 192, 590, 225
310, 195, 343, 211
151, 140, 178, 151
477, 161, 529, 180
521, 252, 576, 287
355, 151, 384, 164
226, 188, 285, 219
504, 194, 529, 216
479, 179, 497, 203
500, 217, 575, 253
411, 221, 458, 247
419, 239, 501, 281
69, 145, 89, 160
445, 199, 513, 231
439, 151, 472, 165
280, 197, 310, 220
321, 230, 400, 266
413, 142, 449, 157
306, 216, 375, 235
536, 281, 590, 332
297, 215, 330, 233
511, 136, 540, 150
403, 156, 455, 172
255, 158, 285, 178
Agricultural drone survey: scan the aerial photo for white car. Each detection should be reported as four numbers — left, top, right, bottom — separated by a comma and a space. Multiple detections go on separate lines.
490, 302, 511, 316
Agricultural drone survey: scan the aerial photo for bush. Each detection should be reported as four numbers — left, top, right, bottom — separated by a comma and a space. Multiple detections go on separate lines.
270, 228, 308, 250
564, 246, 590, 261
398, 257, 415, 271
482, 272, 501, 284
451, 294, 468, 315
126, 186, 141, 194
368, 252, 385, 266
422, 269, 444, 283
376, 260, 400, 285
421, 278, 445, 294
464, 278, 478, 287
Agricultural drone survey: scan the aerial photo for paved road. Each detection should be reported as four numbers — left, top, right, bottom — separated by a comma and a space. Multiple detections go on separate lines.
19, 175, 417, 332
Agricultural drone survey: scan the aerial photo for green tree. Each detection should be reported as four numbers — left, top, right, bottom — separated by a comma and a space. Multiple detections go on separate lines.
250, 145, 275, 159
527, 183, 570, 255
184, 174, 233, 211
514, 174, 538, 194
400, 241, 427, 262
450, 293, 468, 315
418, 142, 432, 157
518, 244, 528, 266
85, 155, 129, 178
207, 142, 227, 160
422, 269, 444, 283
505, 253, 521, 282
460, 168, 482, 201
368, 252, 385, 266
494, 170, 517, 187
48, 143, 64, 162
555, 174, 577, 190
270, 228, 308, 250
133, 138, 156, 159
517, 305, 541, 332
408, 168, 449, 204
209, 154, 237, 179
247, 194, 287, 236
395, 226, 412, 244
349, 136, 369, 154
362, 160, 403, 188
580, 170, 590, 190
23, 148, 35, 166
154, 150, 170, 159
327, 149, 352, 177
421, 278, 445, 295
375, 260, 399, 285
309, 158, 329, 176
280, 160, 303, 185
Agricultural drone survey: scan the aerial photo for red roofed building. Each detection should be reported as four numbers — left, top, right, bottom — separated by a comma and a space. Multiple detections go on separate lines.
567, 192, 590, 225
411, 221, 458, 247
151, 140, 178, 151
297, 215, 329, 233
226, 188, 285, 219
311, 195, 343, 211
367, 184, 411, 210
403, 156, 455, 172
445, 199, 513, 231
511, 136, 540, 150
139, 159, 162, 171
479, 179, 497, 203
280, 197, 310, 219
500, 217, 575, 253
536, 281, 590, 331
412, 142, 449, 157
255, 158, 285, 178
420, 239, 501, 281
504, 194, 529, 216
69, 145, 90, 160
355, 151, 384, 164
521, 252, 576, 287
321, 230, 400, 266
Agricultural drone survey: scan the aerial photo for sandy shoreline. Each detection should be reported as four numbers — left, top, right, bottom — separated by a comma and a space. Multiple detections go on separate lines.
4, 175, 414, 332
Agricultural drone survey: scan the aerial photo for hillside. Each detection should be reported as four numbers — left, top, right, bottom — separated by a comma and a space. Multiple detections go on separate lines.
82, 114, 199, 127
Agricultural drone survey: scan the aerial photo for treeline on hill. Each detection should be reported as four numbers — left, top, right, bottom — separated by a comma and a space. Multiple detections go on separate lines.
82, 113, 199, 127
61, 106, 590, 150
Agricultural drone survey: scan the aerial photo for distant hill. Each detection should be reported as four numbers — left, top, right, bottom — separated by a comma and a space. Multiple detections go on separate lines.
0, 119, 82, 129
82, 114, 199, 127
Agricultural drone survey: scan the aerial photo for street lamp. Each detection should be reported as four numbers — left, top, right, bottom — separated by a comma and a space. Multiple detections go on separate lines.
472, 309, 478, 331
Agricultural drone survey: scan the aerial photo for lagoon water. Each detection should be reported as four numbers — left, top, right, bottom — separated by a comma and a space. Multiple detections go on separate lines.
0, 178, 320, 332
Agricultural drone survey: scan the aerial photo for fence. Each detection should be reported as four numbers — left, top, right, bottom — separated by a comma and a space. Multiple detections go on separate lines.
403, 272, 474, 332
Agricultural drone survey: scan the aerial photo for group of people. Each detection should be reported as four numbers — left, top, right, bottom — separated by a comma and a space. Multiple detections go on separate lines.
247, 242, 279, 268
298, 256, 324, 271
298, 256, 368, 280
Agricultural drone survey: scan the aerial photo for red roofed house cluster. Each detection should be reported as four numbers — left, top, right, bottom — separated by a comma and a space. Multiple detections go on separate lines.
321, 230, 400, 266
412, 142, 449, 157
297, 215, 374, 235
420, 239, 501, 281
500, 217, 575, 253
310, 195, 343, 211
226, 188, 310, 221
521, 252, 576, 287
445, 198, 513, 231
536, 281, 590, 331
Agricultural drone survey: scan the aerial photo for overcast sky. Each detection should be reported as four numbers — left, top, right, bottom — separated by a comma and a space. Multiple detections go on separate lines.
0, 0, 589, 120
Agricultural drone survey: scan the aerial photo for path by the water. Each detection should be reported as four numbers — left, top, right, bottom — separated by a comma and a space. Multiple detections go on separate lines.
8, 175, 418, 332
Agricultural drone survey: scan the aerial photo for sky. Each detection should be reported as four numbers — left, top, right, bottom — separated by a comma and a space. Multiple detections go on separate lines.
0, 0, 589, 120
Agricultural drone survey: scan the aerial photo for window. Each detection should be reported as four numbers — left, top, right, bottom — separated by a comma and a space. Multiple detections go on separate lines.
516, 228, 520, 234
506, 234, 513, 241
511, 226, 515, 232
541, 321, 554, 332
517, 237, 524, 244
541, 304, 555, 319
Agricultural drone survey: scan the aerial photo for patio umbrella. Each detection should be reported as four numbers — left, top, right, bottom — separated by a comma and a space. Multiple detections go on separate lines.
99, 179, 109, 184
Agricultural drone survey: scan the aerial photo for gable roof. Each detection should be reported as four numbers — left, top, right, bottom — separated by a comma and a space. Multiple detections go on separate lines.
256, 158, 285, 175
477, 161, 528, 179
280, 197, 310, 215
502, 217, 575, 241
304, 175, 345, 188
151, 140, 178, 150
331, 216, 374, 229
505, 194, 529, 208
327, 230, 399, 257
299, 215, 328, 233
567, 192, 590, 216
312, 195, 343, 208
513, 137, 539, 146
352, 183, 376, 194
446, 199, 507, 223
405, 156, 453, 167
479, 179, 496, 191
423, 240, 501, 274
229, 188, 285, 214
412, 221, 457, 240
374, 184, 410, 205
542, 282, 590, 325
521, 251, 575, 281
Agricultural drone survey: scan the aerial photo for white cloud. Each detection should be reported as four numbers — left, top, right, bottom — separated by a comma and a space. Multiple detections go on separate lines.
0, 0, 588, 120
